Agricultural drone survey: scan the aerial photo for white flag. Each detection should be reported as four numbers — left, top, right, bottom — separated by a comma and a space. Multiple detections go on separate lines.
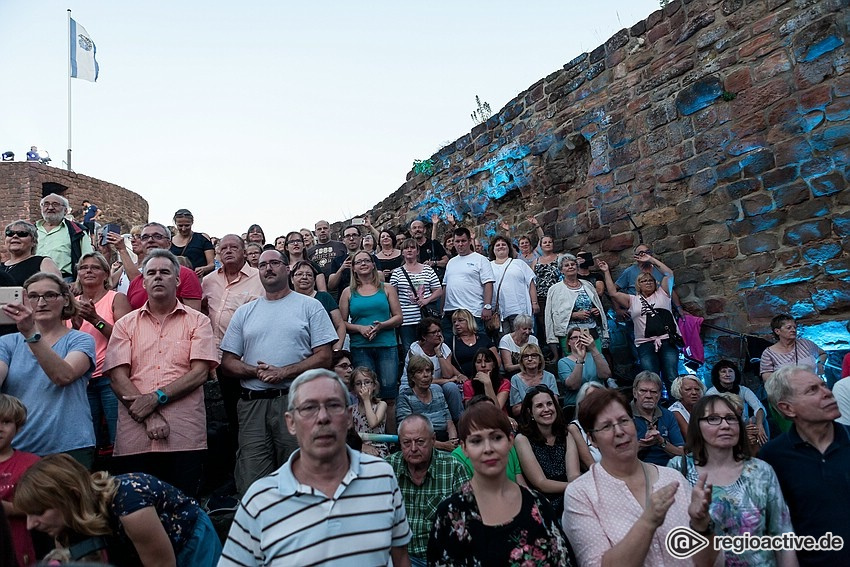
70, 18, 99, 82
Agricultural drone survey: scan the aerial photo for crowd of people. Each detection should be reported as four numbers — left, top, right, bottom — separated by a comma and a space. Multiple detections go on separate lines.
0, 194, 848, 565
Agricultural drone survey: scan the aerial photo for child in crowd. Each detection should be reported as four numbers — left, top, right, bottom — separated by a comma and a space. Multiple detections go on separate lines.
349, 367, 388, 457
0, 394, 40, 567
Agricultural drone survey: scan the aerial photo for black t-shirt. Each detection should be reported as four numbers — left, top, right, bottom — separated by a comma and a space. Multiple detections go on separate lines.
417, 238, 448, 281
170, 232, 214, 269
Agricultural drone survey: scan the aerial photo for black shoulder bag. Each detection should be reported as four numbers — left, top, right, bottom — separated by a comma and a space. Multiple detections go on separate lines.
402, 267, 441, 320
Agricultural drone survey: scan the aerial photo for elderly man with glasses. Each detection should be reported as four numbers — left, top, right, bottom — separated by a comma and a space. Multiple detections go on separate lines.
630, 371, 684, 465
125, 222, 203, 311
35, 193, 93, 281
220, 369, 412, 566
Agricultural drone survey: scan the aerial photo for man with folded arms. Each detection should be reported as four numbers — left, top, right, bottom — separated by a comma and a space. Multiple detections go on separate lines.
220, 249, 337, 495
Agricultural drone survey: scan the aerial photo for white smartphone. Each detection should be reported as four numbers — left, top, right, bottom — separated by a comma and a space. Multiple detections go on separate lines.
351, 217, 365, 225
0, 287, 24, 325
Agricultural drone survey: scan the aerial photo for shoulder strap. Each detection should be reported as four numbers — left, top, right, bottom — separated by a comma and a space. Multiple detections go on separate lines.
400, 267, 420, 301
493, 259, 513, 309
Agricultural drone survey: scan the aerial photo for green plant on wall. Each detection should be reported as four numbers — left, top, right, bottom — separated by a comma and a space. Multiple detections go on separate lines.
470, 95, 492, 125
413, 159, 435, 176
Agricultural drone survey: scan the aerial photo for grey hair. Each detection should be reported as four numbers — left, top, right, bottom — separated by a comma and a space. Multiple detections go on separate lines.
576, 381, 605, 408
40, 193, 69, 210
513, 314, 533, 330
766, 364, 810, 412
287, 369, 350, 412
398, 413, 435, 437
670, 375, 705, 400
5, 220, 38, 255
633, 371, 663, 390
141, 248, 180, 275
558, 253, 577, 269
142, 222, 172, 240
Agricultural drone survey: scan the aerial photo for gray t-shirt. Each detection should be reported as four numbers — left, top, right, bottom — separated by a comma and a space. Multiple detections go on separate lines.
220, 292, 338, 391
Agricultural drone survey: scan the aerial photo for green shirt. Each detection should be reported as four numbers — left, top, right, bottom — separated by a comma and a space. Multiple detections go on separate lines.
386, 449, 470, 558
451, 444, 524, 482
36, 219, 93, 275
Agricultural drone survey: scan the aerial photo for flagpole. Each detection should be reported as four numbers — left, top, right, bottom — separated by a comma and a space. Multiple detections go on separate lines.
67, 9, 72, 171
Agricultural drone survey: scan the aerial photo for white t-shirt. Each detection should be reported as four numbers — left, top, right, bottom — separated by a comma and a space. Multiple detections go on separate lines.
490, 259, 536, 319
443, 252, 495, 317
399, 341, 452, 392
498, 333, 540, 357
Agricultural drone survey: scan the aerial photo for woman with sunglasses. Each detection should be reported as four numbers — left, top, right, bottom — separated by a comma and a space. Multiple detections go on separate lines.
0, 220, 61, 286
285, 232, 327, 291
169, 209, 215, 278
290, 260, 345, 351
513, 385, 575, 516
0, 272, 96, 467
667, 395, 796, 566
563, 388, 718, 567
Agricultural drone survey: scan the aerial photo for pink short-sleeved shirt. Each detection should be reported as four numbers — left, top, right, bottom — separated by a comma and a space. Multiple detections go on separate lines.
201, 264, 263, 357
103, 301, 218, 456
563, 463, 694, 567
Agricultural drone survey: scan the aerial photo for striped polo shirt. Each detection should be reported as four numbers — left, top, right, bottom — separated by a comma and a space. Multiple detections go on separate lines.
220, 447, 411, 566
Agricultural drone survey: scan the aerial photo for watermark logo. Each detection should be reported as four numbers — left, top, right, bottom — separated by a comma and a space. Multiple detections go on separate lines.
666, 526, 709, 559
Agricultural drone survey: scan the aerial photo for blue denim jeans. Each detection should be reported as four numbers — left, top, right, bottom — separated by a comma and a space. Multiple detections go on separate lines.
352, 346, 399, 399
637, 340, 680, 390
398, 325, 418, 361
440, 381, 464, 422
87, 376, 118, 446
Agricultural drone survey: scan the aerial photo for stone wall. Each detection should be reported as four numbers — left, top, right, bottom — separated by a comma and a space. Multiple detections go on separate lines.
0, 162, 148, 231
351, 0, 850, 359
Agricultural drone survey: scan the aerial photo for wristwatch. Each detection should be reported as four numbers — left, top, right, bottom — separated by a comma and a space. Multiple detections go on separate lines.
95, 321, 107, 331
23, 332, 41, 344
483, 304, 492, 310
659, 437, 668, 449
155, 389, 169, 405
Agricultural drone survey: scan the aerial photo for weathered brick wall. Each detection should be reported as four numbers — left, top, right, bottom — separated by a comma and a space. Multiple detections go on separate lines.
348, 0, 850, 356
0, 162, 148, 231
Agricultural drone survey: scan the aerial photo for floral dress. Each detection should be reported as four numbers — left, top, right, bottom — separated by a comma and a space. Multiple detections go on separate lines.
352, 401, 388, 457
533, 262, 561, 301
667, 456, 793, 566
427, 482, 573, 566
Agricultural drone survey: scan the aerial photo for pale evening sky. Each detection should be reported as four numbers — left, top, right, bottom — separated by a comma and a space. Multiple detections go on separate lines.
1, 0, 661, 237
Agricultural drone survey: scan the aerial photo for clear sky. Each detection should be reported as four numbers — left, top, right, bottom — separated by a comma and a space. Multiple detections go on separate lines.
1, 1, 661, 237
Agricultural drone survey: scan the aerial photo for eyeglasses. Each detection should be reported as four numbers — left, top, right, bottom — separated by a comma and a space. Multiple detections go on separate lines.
353, 259, 373, 265
293, 401, 347, 418
5, 230, 30, 238
292, 271, 314, 278
592, 417, 634, 434
699, 415, 739, 426
78, 264, 104, 272
27, 291, 63, 303
425, 329, 442, 336
258, 259, 285, 270
522, 354, 540, 359
41, 202, 64, 209
335, 362, 352, 369
140, 233, 168, 241
344, 234, 360, 239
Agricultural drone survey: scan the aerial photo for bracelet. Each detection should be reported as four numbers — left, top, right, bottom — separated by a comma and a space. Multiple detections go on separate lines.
576, 360, 584, 365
